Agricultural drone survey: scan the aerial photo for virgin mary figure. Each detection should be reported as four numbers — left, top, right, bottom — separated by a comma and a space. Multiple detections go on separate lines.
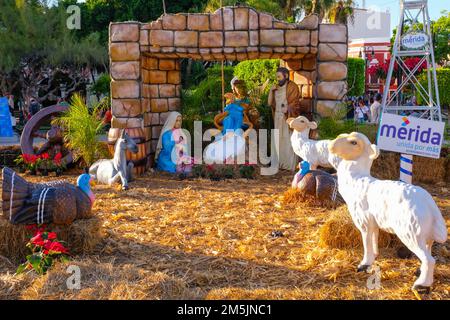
155, 112, 193, 173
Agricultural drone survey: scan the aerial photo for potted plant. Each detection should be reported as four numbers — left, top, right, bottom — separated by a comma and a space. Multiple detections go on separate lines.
14, 154, 27, 173
52, 93, 108, 168
239, 162, 257, 179
53, 152, 65, 176
38, 153, 50, 176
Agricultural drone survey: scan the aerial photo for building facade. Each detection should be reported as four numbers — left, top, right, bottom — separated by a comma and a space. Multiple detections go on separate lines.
348, 8, 393, 95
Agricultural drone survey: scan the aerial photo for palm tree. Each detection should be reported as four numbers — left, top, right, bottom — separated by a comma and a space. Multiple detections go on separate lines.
286, 0, 355, 23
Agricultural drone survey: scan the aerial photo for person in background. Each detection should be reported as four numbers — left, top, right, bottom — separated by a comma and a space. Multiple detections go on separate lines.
370, 93, 382, 124
346, 97, 355, 120
29, 98, 41, 117
355, 98, 369, 124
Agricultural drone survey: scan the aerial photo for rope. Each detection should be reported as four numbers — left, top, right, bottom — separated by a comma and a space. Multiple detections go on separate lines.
221, 60, 225, 112
162, 0, 166, 14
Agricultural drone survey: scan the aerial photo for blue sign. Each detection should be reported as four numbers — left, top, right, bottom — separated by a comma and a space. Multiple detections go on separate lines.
0, 97, 14, 138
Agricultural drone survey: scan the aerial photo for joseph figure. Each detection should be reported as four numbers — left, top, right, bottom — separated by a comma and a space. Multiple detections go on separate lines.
268, 67, 301, 171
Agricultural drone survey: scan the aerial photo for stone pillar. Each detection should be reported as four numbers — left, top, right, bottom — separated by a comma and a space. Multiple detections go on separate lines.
110, 22, 143, 128
315, 24, 348, 117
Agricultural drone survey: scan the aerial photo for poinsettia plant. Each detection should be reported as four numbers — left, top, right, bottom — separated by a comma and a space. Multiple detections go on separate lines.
15, 154, 41, 173
52, 152, 66, 175
239, 162, 257, 179
16, 225, 70, 275
368, 57, 427, 80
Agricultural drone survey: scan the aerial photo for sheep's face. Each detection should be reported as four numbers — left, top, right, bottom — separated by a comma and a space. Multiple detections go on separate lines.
328, 132, 380, 161
286, 116, 317, 132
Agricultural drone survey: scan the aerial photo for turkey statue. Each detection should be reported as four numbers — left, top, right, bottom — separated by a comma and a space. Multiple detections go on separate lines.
2, 167, 95, 225
292, 161, 344, 205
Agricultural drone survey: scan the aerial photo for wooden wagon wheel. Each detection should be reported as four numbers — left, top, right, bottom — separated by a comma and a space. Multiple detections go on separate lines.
20, 104, 73, 164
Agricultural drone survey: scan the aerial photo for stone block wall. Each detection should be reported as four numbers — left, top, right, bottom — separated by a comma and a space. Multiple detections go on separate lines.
315, 24, 348, 117
109, 6, 348, 168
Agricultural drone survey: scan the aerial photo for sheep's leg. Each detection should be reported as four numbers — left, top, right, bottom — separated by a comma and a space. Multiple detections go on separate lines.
415, 240, 435, 278
357, 228, 376, 272
409, 243, 435, 293
372, 227, 380, 257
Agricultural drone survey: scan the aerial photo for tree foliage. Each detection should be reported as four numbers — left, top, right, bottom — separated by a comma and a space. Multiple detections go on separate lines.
205, 0, 284, 19
0, 0, 106, 105
432, 11, 450, 65
347, 58, 365, 97
233, 59, 279, 93
417, 68, 450, 107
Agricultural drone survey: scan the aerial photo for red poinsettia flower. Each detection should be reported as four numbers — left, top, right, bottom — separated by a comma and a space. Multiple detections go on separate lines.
40, 153, 50, 160
31, 233, 45, 247
47, 232, 57, 240
25, 224, 38, 231
53, 152, 62, 165
45, 241, 69, 254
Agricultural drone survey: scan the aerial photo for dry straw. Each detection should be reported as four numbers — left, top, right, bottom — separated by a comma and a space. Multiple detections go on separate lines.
0, 217, 104, 263
1, 171, 449, 300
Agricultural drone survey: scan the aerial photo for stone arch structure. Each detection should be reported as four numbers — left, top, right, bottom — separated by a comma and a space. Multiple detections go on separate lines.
109, 6, 348, 167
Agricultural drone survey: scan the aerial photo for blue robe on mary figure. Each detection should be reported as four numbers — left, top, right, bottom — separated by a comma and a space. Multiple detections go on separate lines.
222, 101, 246, 134
156, 130, 177, 173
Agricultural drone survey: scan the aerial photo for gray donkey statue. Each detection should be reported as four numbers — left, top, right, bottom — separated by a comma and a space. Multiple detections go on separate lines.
89, 130, 138, 190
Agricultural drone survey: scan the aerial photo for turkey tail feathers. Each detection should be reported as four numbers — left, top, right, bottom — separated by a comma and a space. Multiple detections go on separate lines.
2, 167, 30, 222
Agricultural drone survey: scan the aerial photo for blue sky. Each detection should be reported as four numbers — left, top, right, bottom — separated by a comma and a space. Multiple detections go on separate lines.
355, 0, 448, 27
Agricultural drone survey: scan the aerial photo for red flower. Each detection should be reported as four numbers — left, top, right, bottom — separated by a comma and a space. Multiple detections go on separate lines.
31, 233, 44, 247
45, 241, 69, 254
47, 232, 57, 240
53, 152, 62, 165
25, 224, 38, 231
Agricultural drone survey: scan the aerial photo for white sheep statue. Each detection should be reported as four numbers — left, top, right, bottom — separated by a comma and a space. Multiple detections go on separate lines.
328, 132, 448, 293
287, 116, 341, 170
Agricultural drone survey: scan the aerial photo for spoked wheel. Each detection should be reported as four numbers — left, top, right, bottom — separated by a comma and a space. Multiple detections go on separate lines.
20, 104, 73, 165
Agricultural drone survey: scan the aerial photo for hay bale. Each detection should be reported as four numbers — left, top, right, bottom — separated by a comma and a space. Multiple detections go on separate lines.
372, 149, 450, 184
0, 217, 104, 263
21, 259, 198, 300
319, 207, 399, 249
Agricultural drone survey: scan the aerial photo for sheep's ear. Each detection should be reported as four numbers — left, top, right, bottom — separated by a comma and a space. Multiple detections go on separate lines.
308, 121, 318, 130
286, 118, 295, 126
368, 144, 380, 160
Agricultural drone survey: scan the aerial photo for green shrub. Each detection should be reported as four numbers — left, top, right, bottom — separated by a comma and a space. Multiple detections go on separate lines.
181, 64, 235, 134
347, 58, 365, 97
416, 68, 450, 107
53, 94, 108, 166
91, 73, 111, 97
317, 105, 378, 142
234, 59, 279, 92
